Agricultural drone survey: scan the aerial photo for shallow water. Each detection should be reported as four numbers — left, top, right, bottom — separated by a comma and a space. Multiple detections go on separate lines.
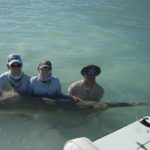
0, 0, 150, 149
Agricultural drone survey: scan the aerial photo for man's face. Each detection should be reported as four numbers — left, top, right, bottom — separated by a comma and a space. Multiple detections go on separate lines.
85, 76, 96, 82
8, 62, 22, 76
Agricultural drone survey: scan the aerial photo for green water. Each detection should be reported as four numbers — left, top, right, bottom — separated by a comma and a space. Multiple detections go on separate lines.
0, 0, 150, 149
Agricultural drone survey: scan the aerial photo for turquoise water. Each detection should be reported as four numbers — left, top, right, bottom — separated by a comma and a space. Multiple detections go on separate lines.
0, 0, 150, 149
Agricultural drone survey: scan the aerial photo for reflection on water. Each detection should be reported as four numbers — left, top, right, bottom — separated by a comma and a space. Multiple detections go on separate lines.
0, 105, 95, 150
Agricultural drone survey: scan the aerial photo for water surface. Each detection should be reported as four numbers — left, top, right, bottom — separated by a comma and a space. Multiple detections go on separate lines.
0, 0, 150, 149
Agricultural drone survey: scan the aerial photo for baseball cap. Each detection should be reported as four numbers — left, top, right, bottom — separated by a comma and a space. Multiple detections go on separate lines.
38, 60, 52, 70
7, 54, 22, 66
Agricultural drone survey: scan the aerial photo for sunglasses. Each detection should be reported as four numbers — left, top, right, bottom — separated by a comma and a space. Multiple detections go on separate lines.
85, 70, 97, 77
10, 64, 22, 68
40, 67, 51, 71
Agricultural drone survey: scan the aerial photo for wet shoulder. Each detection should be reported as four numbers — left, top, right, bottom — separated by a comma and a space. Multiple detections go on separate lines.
94, 82, 104, 91
51, 76, 60, 83
0, 71, 10, 77
23, 73, 31, 80
69, 80, 83, 88
0, 71, 10, 78
30, 76, 38, 83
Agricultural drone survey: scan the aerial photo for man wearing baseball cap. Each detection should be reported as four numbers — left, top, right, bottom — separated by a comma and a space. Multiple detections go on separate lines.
0, 54, 31, 97
68, 65, 107, 110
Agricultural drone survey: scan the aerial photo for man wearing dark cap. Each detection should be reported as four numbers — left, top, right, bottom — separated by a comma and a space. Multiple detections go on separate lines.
29, 60, 78, 108
29, 60, 61, 97
68, 65, 107, 110
0, 54, 31, 97
68, 65, 107, 109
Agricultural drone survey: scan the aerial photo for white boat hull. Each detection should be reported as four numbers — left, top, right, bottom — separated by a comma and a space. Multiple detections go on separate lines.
64, 116, 150, 150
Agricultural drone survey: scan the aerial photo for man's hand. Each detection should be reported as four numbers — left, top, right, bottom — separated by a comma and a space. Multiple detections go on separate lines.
92, 103, 108, 110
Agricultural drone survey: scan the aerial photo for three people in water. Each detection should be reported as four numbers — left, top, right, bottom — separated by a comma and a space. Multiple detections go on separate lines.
0, 54, 107, 110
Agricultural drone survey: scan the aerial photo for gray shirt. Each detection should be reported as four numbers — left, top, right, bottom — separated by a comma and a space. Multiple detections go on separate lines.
68, 80, 104, 101
0, 71, 31, 96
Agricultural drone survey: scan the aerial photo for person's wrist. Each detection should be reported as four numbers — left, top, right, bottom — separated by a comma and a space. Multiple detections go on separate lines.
72, 96, 79, 102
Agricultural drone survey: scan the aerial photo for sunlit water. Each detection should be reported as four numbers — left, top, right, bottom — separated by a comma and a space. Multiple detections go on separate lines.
0, 0, 150, 149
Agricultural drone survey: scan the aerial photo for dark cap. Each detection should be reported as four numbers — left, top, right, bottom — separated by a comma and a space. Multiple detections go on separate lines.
81, 65, 101, 77
38, 60, 52, 70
